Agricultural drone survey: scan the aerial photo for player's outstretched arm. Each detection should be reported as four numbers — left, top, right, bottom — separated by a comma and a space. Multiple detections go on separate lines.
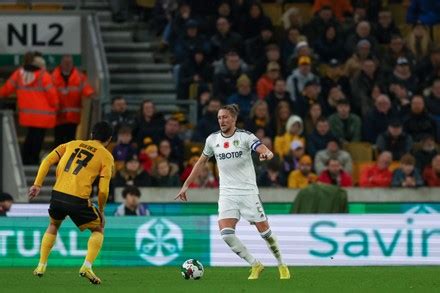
29, 144, 66, 200
256, 144, 274, 161
175, 154, 209, 201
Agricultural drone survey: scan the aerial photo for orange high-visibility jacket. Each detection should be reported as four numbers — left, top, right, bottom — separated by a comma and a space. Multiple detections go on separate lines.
52, 67, 95, 125
0, 68, 59, 128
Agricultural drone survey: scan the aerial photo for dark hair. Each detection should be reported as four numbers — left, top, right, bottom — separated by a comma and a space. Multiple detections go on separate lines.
400, 154, 415, 165
122, 186, 141, 198
111, 96, 125, 104
326, 158, 340, 166
0, 192, 13, 202
118, 125, 132, 135
220, 104, 240, 118
317, 117, 329, 124
91, 121, 113, 142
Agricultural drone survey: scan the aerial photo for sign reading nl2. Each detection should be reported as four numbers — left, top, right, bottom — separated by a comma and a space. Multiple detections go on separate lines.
209, 215, 440, 266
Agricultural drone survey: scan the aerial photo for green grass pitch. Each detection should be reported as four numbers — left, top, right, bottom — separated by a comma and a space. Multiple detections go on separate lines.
0, 267, 439, 293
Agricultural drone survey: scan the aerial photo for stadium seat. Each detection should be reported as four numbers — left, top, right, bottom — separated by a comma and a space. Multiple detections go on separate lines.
0, 3, 28, 11
352, 161, 374, 185
262, 3, 283, 26
433, 25, 440, 44
136, 0, 156, 8
184, 142, 204, 160
282, 3, 313, 23
389, 4, 406, 25
344, 142, 373, 163
389, 161, 400, 173
31, 3, 63, 11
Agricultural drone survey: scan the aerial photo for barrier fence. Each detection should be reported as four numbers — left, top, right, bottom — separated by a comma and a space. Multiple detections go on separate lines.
1, 215, 440, 267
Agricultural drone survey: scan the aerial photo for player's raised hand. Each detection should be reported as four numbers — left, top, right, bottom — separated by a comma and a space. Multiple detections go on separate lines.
175, 186, 188, 201
259, 150, 274, 161
28, 185, 41, 200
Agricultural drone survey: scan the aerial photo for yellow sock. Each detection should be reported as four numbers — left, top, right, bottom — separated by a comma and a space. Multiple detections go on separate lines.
39, 232, 56, 265
85, 232, 104, 266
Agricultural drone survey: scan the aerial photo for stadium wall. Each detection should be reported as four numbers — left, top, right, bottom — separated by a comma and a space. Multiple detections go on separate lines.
1, 215, 440, 267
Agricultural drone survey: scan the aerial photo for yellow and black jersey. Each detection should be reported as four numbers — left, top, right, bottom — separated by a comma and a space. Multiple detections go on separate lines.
34, 140, 114, 200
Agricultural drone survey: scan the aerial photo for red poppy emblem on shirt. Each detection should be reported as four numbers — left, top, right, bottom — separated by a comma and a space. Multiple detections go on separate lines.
224, 141, 229, 148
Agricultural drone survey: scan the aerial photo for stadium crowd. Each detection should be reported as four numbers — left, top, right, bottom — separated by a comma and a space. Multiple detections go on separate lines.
2, 0, 440, 202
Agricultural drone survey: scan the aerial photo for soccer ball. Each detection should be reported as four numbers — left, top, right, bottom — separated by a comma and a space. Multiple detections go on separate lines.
181, 259, 204, 280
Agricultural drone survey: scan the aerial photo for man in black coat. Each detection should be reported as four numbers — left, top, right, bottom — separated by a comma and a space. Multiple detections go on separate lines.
403, 95, 437, 142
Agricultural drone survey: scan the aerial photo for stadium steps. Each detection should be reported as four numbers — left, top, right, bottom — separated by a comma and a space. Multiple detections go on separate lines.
98, 8, 176, 108
23, 165, 56, 202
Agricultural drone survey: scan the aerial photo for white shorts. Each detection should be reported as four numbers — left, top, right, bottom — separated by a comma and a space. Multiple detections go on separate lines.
218, 194, 267, 223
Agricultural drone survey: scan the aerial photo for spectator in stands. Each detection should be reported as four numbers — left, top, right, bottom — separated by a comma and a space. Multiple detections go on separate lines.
403, 95, 437, 142
192, 98, 221, 142
239, 2, 272, 41
190, 163, 219, 188
281, 27, 306, 70
245, 23, 275, 66
406, 0, 440, 26
150, 0, 178, 41
376, 119, 413, 161
321, 86, 346, 117
426, 78, 440, 117
178, 48, 213, 100
287, 56, 318, 103
363, 94, 397, 143
173, 19, 210, 64
113, 154, 152, 188
152, 158, 180, 187
328, 99, 361, 143
52, 55, 95, 146
312, 0, 352, 22
114, 186, 149, 216
281, 140, 305, 177
305, 5, 339, 43
205, 1, 236, 35
295, 79, 323, 119
313, 25, 345, 64
391, 154, 424, 187
166, 2, 193, 47
416, 46, 440, 90
0, 52, 58, 165
213, 50, 249, 103
135, 100, 165, 147
265, 79, 293, 114
359, 151, 393, 187
287, 155, 317, 189
373, 9, 400, 45
245, 100, 273, 139
317, 158, 353, 187
350, 58, 379, 117
307, 117, 335, 158
156, 117, 184, 166
256, 62, 281, 100
406, 22, 432, 63
387, 57, 418, 95
274, 115, 305, 158
105, 96, 135, 138
344, 39, 374, 78
288, 41, 315, 72
389, 82, 412, 117
423, 154, 440, 186
227, 74, 256, 120
413, 134, 438, 172
271, 101, 292, 136
314, 138, 352, 175
382, 35, 416, 74
282, 7, 304, 31
0, 192, 13, 217
257, 159, 286, 187
344, 21, 378, 57
210, 17, 243, 60
254, 44, 285, 84
157, 138, 179, 170
304, 103, 323, 137
112, 125, 137, 162
139, 144, 158, 174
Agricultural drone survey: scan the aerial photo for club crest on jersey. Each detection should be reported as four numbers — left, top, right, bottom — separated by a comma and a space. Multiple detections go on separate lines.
233, 140, 239, 147
224, 141, 229, 148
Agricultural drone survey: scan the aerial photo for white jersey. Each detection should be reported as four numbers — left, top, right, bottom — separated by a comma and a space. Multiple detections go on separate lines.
202, 128, 262, 196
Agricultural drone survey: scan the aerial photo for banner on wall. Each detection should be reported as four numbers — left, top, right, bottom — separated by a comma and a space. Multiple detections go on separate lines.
210, 215, 440, 266
0, 217, 210, 267
0, 15, 81, 66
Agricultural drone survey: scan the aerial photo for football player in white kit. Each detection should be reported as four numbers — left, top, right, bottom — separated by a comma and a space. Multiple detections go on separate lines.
176, 104, 290, 280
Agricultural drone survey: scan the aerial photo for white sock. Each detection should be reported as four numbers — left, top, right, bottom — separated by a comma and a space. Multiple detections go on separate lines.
260, 229, 284, 266
38, 262, 47, 267
83, 260, 92, 269
221, 228, 257, 266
